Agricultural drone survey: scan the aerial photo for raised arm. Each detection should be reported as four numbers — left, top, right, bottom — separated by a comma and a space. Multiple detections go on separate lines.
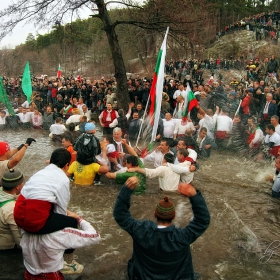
122, 139, 138, 156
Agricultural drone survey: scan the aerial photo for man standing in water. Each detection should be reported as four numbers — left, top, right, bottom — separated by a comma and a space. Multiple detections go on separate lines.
114, 177, 210, 280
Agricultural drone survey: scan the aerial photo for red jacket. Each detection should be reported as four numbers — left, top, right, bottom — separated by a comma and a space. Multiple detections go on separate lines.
241, 95, 250, 115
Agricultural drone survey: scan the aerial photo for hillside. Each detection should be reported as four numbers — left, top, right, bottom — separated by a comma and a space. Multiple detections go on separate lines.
204, 29, 279, 60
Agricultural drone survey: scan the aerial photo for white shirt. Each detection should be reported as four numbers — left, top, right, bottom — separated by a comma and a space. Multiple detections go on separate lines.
174, 148, 197, 164
163, 119, 178, 138
251, 128, 264, 144
77, 103, 86, 115
145, 166, 180, 191
16, 112, 33, 123
197, 114, 215, 139
21, 164, 70, 215
174, 121, 195, 135
50, 123, 67, 135
173, 90, 187, 99
98, 110, 119, 121
109, 111, 131, 128
0, 115, 6, 125
265, 132, 280, 146
81, 110, 92, 121
216, 115, 233, 132
66, 114, 81, 125
21, 219, 101, 274
21, 101, 29, 108
275, 124, 280, 135
143, 150, 174, 168
167, 161, 194, 183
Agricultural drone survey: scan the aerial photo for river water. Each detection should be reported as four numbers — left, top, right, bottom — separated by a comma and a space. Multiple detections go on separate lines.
1, 127, 280, 280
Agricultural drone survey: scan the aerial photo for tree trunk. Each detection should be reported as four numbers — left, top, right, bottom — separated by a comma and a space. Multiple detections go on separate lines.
95, 0, 130, 109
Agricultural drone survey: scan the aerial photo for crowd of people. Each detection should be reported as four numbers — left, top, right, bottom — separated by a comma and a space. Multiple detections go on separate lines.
217, 11, 280, 44
1, 50, 280, 278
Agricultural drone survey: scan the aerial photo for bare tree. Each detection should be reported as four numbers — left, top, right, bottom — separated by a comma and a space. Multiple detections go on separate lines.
0, 0, 213, 106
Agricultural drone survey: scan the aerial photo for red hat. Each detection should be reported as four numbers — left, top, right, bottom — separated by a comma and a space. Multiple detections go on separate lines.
0, 142, 10, 157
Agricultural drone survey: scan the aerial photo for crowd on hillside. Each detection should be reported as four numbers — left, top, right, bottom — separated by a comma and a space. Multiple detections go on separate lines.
218, 10, 280, 43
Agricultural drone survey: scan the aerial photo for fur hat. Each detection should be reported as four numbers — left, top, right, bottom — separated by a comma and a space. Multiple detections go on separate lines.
155, 196, 175, 220
1, 169, 24, 189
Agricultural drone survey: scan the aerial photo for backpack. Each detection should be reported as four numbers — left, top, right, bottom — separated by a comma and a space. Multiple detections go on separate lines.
74, 133, 101, 165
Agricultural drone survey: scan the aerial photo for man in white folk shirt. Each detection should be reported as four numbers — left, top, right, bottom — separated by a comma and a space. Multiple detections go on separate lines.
265, 124, 280, 157
162, 112, 178, 147
128, 152, 193, 191
16, 107, 33, 128
173, 116, 196, 141
49, 117, 67, 141
81, 104, 92, 121
173, 83, 187, 99
173, 95, 185, 119
214, 105, 233, 146
196, 106, 215, 140
170, 140, 197, 183
142, 139, 173, 168
270, 115, 280, 135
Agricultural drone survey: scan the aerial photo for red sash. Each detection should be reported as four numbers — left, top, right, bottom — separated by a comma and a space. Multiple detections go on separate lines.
184, 156, 196, 165
14, 194, 52, 233
215, 131, 228, 139
24, 270, 64, 280
270, 145, 280, 157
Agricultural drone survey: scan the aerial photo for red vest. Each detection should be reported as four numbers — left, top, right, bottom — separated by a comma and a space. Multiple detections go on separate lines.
102, 110, 117, 127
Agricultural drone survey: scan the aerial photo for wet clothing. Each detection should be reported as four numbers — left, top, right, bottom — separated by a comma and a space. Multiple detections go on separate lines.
128, 119, 141, 141
43, 112, 54, 130
21, 219, 101, 276
14, 164, 70, 233
272, 171, 280, 198
116, 158, 146, 195
68, 161, 100, 186
113, 185, 210, 280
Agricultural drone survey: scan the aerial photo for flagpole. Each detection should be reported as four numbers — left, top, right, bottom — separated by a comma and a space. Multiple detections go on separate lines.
135, 94, 150, 148
234, 100, 242, 117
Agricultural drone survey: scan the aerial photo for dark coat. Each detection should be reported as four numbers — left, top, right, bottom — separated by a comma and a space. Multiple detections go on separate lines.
113, 185, 210, 280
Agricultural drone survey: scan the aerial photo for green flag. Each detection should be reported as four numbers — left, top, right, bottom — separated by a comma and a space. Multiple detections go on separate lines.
22, 62, 32, 103
0, 77, 15, 115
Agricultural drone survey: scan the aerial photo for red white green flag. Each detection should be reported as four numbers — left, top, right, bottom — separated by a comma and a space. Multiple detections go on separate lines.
182, 84, 198, 117
57, 64, 62, 78
149, 27, 169, 141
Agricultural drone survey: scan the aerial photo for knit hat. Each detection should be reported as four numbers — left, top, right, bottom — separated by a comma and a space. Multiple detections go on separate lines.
0, 142, 10, 157
155, 196, 175, 220
85, 122, 96, 132
1, 169, 24, 189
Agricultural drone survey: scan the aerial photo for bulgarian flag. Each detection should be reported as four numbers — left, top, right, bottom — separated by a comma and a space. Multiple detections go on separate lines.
149, 27, 169, 141
182, 84, 199, 117
57, 64, 62, 78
